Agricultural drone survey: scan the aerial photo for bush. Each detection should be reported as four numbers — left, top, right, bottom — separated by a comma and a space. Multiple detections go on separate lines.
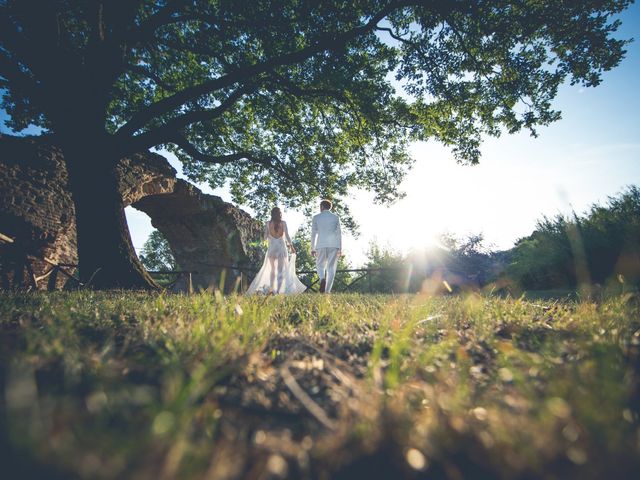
506, 186, 640, 290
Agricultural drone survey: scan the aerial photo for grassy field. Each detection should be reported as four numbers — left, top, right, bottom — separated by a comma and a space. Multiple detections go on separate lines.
1, 292, 639, 479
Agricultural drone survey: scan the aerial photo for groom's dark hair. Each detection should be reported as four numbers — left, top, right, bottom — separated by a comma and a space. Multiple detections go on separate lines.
320, 199, 332, 211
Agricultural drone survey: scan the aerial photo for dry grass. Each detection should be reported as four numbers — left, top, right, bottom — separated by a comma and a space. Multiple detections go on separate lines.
1, 291, 639, 479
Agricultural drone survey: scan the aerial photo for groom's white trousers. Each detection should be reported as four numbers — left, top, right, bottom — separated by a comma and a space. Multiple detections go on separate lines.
316, 247, 339, 293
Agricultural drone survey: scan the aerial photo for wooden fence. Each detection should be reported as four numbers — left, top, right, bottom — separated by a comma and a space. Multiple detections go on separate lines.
1, 232, 404, 293
147, 266, 405, 293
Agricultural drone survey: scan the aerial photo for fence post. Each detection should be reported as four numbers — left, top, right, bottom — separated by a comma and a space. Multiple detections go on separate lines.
188, 272, 193, 294
47, 266, 59, 291
25, 259, 38, 290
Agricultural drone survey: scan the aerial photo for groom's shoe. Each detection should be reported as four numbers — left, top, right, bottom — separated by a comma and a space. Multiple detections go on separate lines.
319, 279, 326, 293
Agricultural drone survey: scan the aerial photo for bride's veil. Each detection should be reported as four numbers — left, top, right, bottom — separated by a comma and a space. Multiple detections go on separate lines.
246, 252, 307, 295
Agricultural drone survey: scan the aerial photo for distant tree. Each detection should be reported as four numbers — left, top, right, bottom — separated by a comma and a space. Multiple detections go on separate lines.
358, 234, 501, 294
139, 229, 177, 271
582, 186, 640, 284
438, 233, 496, 284
357, 242, 408, 293
506, 186, 640, 290
507, 217, 575, 289
0, 0, 632, 288
291, 227, 316, 288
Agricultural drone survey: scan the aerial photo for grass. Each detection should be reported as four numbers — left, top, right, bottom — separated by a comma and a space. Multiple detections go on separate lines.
1, 291, 639, 479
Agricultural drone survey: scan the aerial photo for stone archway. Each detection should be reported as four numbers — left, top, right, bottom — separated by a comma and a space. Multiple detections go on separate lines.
130, 179, 262, 291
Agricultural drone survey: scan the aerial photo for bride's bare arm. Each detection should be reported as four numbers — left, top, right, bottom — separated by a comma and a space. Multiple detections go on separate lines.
264, 221, 270, 240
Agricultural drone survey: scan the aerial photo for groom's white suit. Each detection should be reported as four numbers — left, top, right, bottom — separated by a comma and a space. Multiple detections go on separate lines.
311, 209, 342, 293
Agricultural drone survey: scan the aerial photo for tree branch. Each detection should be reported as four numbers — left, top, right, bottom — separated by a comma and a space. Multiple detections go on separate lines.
171, 138, 254, 165
0, 10, 39, 77
171, 134, 274, 169
171, 134, 305, 188
0, 50, 43, 102
126, 63, 176, 92
116, 1, 411, 138
445, 16, 534, 113
119, 82, 258, 154
374, 25, 448, 91
0, 1, 72, 99
267, 72, 349, 103
0, 50, 29, 84
125, 0, 195, 44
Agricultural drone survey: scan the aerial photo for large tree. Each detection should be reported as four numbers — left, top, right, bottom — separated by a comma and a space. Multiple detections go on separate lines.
0, 0, 631, 288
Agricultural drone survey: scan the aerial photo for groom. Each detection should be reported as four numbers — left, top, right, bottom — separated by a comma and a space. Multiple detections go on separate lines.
311, 200, 342, 293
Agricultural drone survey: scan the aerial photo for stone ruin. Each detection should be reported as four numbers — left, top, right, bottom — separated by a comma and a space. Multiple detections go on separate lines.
0, 134, 262, 291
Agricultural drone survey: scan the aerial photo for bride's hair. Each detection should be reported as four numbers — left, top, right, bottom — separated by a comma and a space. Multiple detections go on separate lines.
270, 207, 282, 233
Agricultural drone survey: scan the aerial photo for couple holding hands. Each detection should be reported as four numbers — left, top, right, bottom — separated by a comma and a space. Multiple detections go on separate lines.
247, 200, 342, 295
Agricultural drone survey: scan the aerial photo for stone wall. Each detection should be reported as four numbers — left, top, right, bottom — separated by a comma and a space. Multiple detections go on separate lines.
0, 134, 262, 291
0, 135, 76, 288
134, 180, 263, 291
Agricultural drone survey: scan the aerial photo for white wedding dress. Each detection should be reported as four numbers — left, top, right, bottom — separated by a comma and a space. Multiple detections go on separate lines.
246, 221, 307, 295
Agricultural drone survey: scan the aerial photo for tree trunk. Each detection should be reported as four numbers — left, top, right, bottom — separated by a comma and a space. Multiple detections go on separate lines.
62, 139, 158, 290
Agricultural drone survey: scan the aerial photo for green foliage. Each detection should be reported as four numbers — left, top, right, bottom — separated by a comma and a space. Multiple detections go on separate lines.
139, 229, 177, 271
507, 186, 640, 290
357, 234, 500, 293
291, 226, 317, 286
1, 292, 639, 478
358, 242, 408, 293
437, 232, 498, 283
0, 0, 633, 222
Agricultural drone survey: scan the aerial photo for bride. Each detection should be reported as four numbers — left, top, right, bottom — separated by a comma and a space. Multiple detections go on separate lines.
246, 207, 307, 295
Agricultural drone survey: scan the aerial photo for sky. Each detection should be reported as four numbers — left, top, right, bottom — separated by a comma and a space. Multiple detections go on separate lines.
3, 4, 640, 267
